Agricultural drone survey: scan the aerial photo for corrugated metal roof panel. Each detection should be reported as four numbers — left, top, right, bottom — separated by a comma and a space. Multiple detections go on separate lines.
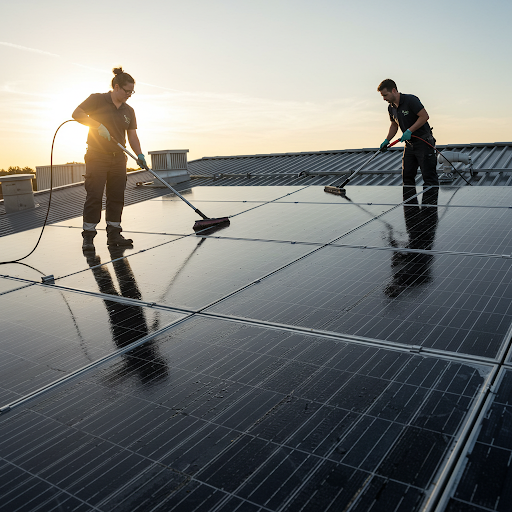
0, 170, 174, 238
188, 142, 512, 187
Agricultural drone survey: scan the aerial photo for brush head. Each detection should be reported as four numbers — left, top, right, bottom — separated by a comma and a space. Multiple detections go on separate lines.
324, 186, 346, 196
193, 217, 230, 231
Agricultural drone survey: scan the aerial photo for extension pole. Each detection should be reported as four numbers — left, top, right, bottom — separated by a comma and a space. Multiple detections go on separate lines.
338, 139, 400, 189
110, 136, 209, 220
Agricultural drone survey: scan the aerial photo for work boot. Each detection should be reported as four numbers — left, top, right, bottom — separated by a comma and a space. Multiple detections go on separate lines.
106, 225, 133, 247
82, 230, 96, 251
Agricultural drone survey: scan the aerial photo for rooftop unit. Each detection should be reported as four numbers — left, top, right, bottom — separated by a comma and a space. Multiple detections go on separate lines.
36, 163, 85, 191
148, 149, 190, 185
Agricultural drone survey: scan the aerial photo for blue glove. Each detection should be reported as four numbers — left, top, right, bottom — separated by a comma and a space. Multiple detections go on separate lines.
380, 139, 390, 151
137, 154, 147, 168
400, 129, 412, 142
97, 124, 111, 141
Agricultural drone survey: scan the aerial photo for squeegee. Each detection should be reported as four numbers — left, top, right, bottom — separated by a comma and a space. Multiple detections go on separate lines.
111, 137, 230, 231
325, 139, 400, 196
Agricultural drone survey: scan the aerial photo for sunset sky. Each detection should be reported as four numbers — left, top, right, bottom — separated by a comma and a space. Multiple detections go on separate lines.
2, 0, 511, 170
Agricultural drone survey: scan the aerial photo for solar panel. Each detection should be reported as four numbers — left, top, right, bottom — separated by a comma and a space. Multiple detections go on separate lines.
0, 316, 492, 511
339, 201, 512, 255
56, 237, 313, 310
0, 227, 181, 280
159, 185, 304, 202
210, 202, 395, 243
437, 186, 512, 207
442, 368, 512, 511
0, 284, 185, 404
276, 185, 418, 205
0, 277, 34, 295
52, 200, 264, 236
1, 184, 512, 511
208, 245, 512, 358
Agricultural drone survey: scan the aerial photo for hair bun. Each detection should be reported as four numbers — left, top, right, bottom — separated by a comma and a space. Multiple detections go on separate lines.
112, 67, 124, 75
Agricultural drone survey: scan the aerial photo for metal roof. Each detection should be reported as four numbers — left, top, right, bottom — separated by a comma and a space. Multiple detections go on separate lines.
0, 170, 172, 238
188, 142, 512, 188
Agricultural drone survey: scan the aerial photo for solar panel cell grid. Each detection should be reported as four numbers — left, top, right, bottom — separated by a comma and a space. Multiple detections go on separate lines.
0, 317, 492, 511
56, 237, 313, 310
444, 369, 512, 511
0, 286, 184, 403
208, 246, 512, 357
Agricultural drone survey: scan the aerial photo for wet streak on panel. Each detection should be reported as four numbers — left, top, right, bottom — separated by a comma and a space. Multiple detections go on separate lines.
0, 285, 184, 403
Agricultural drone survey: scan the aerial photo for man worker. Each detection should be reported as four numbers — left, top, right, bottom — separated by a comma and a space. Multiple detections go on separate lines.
378, 79, 439, 187
72, 67, 147, 251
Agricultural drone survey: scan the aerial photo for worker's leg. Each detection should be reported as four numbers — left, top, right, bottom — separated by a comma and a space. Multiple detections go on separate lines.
82, 152, 111, 250
416, 136, 439, 186
104, 155, 127, 226
105, 155, 132, 246
402, 144, 418, 186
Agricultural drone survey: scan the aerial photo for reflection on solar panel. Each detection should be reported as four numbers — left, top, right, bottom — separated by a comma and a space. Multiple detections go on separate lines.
0, 284, 185, 403
0, 185, 511, 511
209, 246, 512, 358
0, 318, 492, 511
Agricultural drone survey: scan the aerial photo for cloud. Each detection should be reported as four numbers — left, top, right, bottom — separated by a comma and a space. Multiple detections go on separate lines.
0, 41, 60, 58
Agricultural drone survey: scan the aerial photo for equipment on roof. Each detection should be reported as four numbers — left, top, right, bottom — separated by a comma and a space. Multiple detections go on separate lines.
325, 139, 400, 196
110, 137, 230, 231
412, 136, 473, 186
436, 150, 475, 183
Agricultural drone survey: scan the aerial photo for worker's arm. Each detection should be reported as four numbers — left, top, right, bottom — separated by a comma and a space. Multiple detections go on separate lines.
408, 108, 429, 134
72, 107, 111, 140
386, 121, 399, 141
72, 107, 101, 129
127, 130, 142, 155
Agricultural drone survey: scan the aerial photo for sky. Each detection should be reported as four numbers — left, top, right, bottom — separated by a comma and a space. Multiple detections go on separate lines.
1, 0, 511, 170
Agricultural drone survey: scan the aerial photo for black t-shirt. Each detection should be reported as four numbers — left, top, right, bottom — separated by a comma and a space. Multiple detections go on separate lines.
78, 92, 137, 152
388, 93, 431, 138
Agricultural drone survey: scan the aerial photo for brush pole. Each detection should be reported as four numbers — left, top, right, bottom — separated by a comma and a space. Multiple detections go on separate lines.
111, 137, 209, 220
337, 139, 400, 188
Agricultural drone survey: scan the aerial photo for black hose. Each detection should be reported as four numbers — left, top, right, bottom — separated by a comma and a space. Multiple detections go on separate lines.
412, 135, 472, 186
0, 119, 76, 265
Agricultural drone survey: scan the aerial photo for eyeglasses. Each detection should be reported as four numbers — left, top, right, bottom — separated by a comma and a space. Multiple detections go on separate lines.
121, 86, 135, 95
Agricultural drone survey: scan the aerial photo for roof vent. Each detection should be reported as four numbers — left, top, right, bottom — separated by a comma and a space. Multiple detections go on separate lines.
148, 150, 190, 185
0, 174, 36, 213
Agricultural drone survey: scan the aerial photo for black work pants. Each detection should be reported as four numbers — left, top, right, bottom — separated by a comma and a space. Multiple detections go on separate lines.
402, 138, 439, 186
83, 151, 127, 225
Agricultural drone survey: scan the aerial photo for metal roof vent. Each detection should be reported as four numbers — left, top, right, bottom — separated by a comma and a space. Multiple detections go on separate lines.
148, 149, 190, 185
0, 174, 36, 213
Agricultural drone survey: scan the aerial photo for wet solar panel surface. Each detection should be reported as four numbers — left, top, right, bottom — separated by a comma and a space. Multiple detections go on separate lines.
56, 237, 313, 310
0, 185, 511, 512
443, 368, 512, 511
208, 246, 512, 358
0, 284, 185, 404
0, 317, 492, 512
0, 227, 180, 280
276, 185, 422, 205
339, 201, 512, 255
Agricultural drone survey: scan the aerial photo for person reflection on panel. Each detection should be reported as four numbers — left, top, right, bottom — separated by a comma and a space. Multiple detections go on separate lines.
83, 246, 168, 385
385, 186, 439, 298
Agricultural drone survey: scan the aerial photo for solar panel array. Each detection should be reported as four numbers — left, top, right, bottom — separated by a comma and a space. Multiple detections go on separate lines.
0, 185, 511, 512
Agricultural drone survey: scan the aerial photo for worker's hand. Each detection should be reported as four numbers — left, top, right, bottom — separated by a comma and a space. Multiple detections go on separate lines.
400, 129, 412, 142
97, 124, 111, 141
137, 154, 147, 168
379, 139, 390, 152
